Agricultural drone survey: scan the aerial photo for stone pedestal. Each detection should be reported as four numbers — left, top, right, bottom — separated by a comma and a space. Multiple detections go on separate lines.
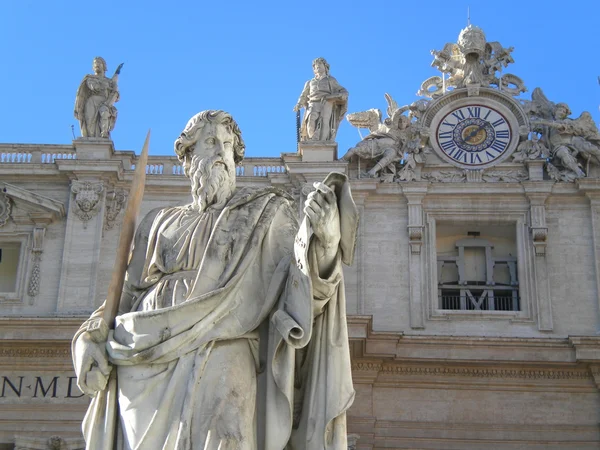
72, 138, 114, 160
525, 159, 546, 181
298, 141, 337, 162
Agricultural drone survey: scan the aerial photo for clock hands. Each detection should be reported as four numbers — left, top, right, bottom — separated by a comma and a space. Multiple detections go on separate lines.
464, 124, 487, 144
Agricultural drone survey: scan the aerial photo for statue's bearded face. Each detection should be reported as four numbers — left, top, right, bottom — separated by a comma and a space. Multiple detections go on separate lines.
188, 123, 236, 212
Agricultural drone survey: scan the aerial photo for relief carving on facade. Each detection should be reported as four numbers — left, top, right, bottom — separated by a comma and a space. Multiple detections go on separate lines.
104, 189, 127, 230
0, 189, 11, 227
14, 435, 84, 450
27, 227, 46, 299
70, 181, 104, 228
523, 88, 600, 182
343, 94, 430, 181
421, 168, 528, 183
419, 25, 526, 98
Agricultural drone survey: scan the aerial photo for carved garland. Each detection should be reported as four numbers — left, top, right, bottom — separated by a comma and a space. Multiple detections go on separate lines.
104, 189, 127, 230
0, 190, 11, 227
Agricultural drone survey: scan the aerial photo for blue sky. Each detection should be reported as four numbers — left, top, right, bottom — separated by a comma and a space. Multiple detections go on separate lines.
1, 0, 598, 158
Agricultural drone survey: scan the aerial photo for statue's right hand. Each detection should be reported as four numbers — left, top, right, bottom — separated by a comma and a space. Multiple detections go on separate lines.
74, 332, 112, 396
293, 104, 302, 112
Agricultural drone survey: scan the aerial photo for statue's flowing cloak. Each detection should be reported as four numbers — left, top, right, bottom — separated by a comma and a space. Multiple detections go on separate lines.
73, 182, 358, 450
74, 75, 95, 136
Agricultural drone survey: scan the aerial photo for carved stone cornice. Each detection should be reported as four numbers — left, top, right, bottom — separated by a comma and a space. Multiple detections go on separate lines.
0, 344, 71, 359
569, 336, 600, 362
378, 364, 590, 380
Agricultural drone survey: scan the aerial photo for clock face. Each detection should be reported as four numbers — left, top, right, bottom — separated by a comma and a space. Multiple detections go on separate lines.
435, 105, 513, 167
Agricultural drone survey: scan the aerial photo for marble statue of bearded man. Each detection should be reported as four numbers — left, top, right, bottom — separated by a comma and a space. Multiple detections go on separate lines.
72, 110, 358, 450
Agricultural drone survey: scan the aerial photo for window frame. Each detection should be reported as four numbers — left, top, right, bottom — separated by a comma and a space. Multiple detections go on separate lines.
425, 211, 536, 323
0, 233, 30, 303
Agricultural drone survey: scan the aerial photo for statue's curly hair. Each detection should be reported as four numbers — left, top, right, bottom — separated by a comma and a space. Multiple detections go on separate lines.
174, 110, 245, 177
312, 57, 330, 74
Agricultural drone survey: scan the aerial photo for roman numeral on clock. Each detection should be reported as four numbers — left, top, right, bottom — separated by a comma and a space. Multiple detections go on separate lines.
440, 140, 457, 152
467, 107, 481, 118
438, 131, 453, 139
447, 147, 467, 162
495, 130, 510, 139
490, 139, 508, 153
451, 110, 466, 121
492, 118, 506, 128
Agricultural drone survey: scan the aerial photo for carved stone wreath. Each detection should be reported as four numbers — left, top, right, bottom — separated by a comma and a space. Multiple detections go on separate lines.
0, 190, 11, 227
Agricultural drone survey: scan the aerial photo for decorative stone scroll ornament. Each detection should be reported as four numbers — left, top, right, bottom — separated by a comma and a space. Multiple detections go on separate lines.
342, 93, 430, 180
293, 57, 348, 142
74, 57, 123, 139
419, 24, 526, 98
71, 181, 104, 228
347, 434, 360, 450
523, 87, 600, 182
0, 189, 11, 227
27, 227, 46, 299
14, 434, 85, 450
104, 189, 128, 230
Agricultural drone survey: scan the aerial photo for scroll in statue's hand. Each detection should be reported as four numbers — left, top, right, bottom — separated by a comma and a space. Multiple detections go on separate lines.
304, 182, 341, 250
74, 332, 112, 396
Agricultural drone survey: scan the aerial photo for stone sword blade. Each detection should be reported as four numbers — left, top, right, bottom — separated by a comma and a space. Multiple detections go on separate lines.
102, 131, 150, 328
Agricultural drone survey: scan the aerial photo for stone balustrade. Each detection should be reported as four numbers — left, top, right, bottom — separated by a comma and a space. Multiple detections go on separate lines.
0, 145, 286, 178
0, 145, 77, 164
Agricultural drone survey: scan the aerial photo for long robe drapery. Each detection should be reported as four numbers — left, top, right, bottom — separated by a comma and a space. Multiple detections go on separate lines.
73, 179, 358, 450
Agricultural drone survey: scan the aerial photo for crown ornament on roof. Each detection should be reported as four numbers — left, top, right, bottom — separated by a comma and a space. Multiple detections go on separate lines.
418, 24, 527, 98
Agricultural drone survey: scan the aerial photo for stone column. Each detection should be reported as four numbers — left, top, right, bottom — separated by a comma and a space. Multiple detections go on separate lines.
402, 183, 428, 329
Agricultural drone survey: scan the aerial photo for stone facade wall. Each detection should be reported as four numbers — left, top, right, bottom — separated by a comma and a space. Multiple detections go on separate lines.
2, 141, 600, 449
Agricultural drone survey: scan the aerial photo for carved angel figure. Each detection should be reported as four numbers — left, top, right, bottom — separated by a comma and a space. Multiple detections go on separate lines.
525, 88, 600, 180
74, 57, 123, 139
341, 94, 427, 180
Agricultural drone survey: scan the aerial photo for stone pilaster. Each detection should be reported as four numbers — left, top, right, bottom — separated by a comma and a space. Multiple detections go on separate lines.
402, 183, 428, 329
522, 182, 553, 331
56, 179, 107, 313
578, 179, 600, 332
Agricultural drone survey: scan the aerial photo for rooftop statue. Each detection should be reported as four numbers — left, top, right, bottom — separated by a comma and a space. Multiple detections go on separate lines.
419, 25, 526, 98
293, 58, 348, 142
74, 57, 123, 139
72, 110, 358, 450
343, 94, 429, 181
525, 88, 600, 181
